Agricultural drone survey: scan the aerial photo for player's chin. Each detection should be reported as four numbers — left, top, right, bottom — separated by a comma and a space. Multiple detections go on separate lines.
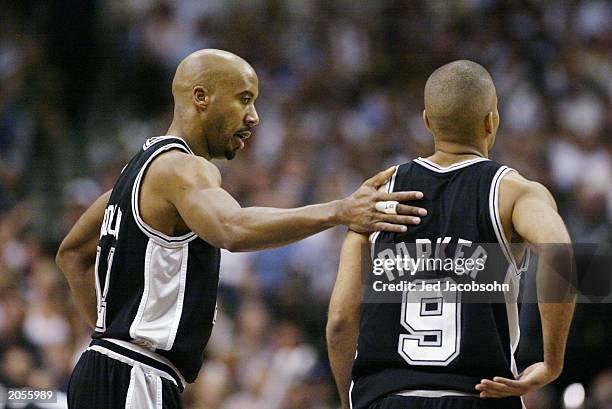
224, 148, 238, 160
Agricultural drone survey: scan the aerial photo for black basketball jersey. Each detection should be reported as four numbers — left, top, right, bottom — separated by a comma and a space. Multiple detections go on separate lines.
350, 157, 527, 409
91, 135, 221, 385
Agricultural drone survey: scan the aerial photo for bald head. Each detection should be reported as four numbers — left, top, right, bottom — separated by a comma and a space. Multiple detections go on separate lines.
167, 49, 259, 160
172, 49, 256, 103
424, 60, 497, 143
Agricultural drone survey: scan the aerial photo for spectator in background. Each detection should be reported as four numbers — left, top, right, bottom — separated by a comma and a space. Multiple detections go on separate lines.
591, 369, 612, 409
0, 1, 610, 408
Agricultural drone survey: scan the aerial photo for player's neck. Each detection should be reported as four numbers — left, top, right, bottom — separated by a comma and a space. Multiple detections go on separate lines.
427, 140, 488, 167
166, 121, 211, 160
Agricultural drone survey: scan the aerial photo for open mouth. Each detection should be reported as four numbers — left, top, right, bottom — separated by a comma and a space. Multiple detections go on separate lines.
234, 131, 250, 149
234, 131, 251, 140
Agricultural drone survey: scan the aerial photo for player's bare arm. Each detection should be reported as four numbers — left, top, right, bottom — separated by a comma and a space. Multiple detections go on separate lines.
327, 230, 367, 409
142, 151, 427, 252
476, 172, 575, 398
56, 190, 112, 328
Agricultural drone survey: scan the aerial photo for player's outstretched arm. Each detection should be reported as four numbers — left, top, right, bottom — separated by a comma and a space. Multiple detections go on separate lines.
476, 174, 575, 398
327, 230, 367, 409
56, 190, 111, 328
156, 152, 426, 252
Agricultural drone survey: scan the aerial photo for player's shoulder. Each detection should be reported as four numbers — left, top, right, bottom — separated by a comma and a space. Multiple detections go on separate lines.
147, 150, 222, 188
500, 169, 556, 208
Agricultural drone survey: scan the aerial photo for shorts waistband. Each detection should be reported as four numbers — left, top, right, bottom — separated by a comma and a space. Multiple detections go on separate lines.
89, 338, 185, 391
394, 390, 480, 398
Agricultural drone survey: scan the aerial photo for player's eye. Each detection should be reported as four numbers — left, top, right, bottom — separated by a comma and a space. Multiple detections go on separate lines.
242, 97, 251, 104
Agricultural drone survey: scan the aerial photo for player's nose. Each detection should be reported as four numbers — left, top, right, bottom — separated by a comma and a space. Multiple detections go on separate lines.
245, 106, 259, 127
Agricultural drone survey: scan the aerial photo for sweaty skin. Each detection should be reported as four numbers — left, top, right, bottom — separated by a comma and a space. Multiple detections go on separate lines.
327, 60, 575, 408
56, 49, 427, 329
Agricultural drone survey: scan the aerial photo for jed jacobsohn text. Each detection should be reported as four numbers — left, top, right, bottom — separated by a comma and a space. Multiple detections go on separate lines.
372, 237, 487, 279
373, 280, 510, 293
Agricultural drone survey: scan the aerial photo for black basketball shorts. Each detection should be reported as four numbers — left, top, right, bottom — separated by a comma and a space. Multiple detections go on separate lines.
369, 393, 524, 409
68, 339, 184, 409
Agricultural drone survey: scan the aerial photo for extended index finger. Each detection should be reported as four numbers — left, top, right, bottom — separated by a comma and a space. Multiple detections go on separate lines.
380, 191, 424, 202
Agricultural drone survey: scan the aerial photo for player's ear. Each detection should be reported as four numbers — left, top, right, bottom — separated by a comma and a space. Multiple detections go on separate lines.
422, 110, 432, 132
484, 112, 494, 134
192, 86, 211, 110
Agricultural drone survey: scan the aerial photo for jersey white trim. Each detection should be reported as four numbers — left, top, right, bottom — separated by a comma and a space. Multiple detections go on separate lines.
131, 141, 197, 248
87, 345, 179, 387
489, 166, 519, 272
489, 165, 523, 378
394, 389, 480, 398
156, 376, 163, 409
414, 157, 489, 173
505, 294, 520, 378
104, 338, 186, 387
93, 247, 102, 331
489, 166, 530, 272
143, 135, 195, 155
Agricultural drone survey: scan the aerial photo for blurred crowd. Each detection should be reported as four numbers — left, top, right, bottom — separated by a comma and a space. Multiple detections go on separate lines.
0, 0, 611, 408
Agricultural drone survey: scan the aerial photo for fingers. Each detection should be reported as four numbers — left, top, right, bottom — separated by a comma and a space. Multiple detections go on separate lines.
475, 382, 509, 398
379, 213, 422, 225
493, 377, 522, 388
373, 222, 408, 233
375, 201, 400, 214
395, 204, 428, 217
479, 379, 512, 394
475, 378, 523, 398
381, 191, 424, 202
365, 166, 397, 188
477, 389, 508, 398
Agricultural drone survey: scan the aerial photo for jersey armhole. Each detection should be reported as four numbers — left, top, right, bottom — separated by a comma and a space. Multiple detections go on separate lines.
489, 166, 531, 276
131, 143, 198, 248
488, 166, 521, 273
489, 166, 526, 380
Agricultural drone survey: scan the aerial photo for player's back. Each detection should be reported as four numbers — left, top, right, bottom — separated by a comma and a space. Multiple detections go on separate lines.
351, 157, 525, 409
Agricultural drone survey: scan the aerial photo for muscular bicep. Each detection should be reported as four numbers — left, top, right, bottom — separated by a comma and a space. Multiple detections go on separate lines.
512, 184, 570, 245
173, 184, 244, 248
160, 155, 242, 248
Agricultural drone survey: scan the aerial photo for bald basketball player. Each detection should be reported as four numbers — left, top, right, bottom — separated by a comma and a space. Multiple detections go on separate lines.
56, 50, 427, 409
327, 60, 575, 409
